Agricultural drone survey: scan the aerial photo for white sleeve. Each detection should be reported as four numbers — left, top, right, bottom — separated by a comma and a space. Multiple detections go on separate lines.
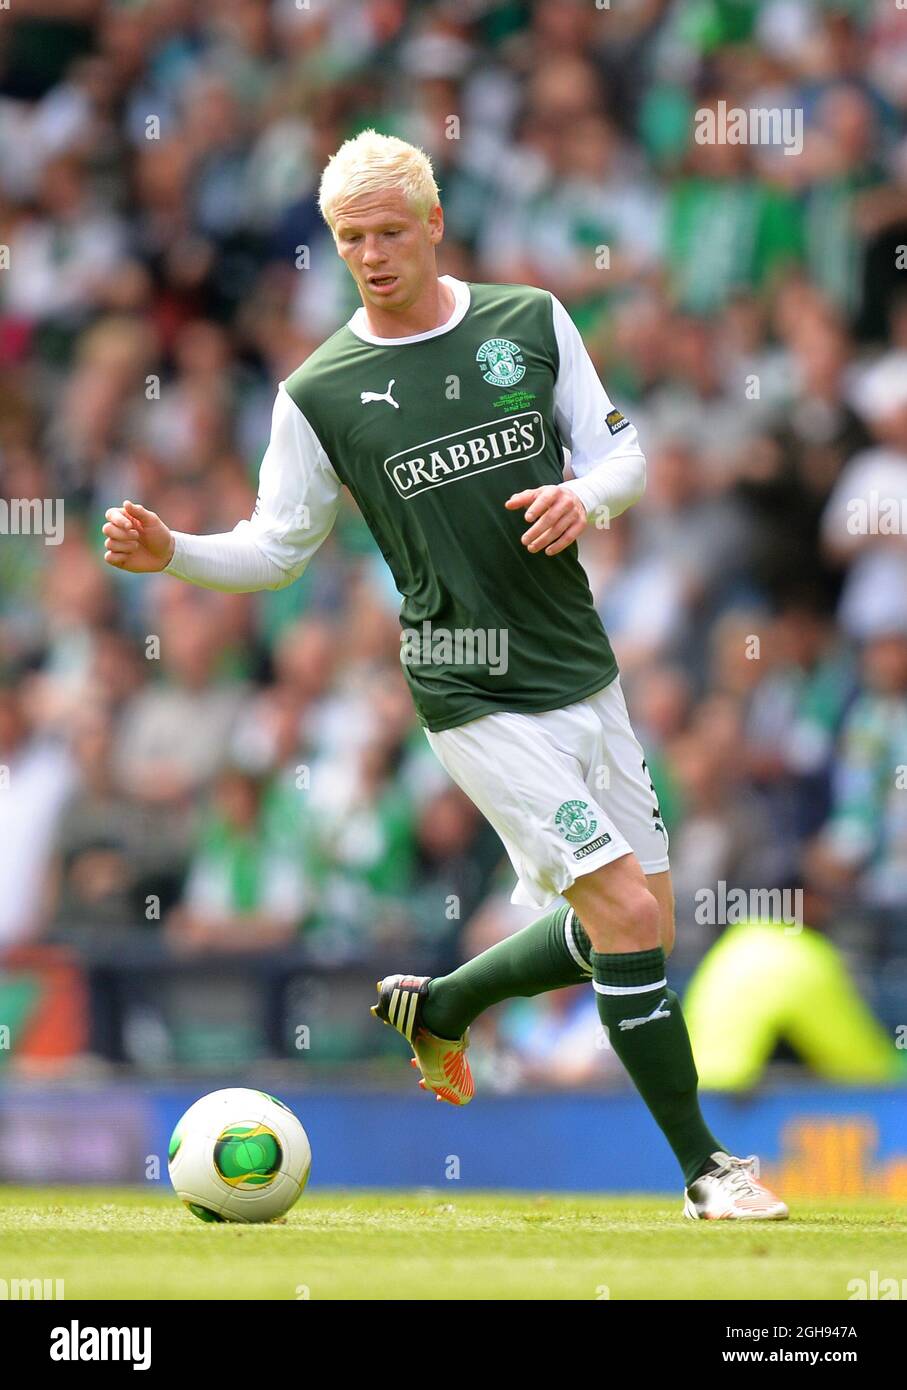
165, 383, 342, 592
550, 293, 646, 520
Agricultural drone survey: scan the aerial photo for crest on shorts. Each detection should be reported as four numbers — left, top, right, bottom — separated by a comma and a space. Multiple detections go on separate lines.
555, 799, 598, 844
476, 338, 525, 387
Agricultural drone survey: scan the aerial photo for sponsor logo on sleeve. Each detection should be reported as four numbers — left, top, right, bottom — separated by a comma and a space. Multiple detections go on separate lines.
574, 833, 612, 860
605, 409, 630, 435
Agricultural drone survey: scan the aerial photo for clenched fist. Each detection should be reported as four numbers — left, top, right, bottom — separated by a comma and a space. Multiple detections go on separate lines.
103, 500, 175, 573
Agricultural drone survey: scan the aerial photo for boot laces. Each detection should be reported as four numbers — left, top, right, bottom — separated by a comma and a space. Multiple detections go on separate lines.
722, 1154, 761, 1198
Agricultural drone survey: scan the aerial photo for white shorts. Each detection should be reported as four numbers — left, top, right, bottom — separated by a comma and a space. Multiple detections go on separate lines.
425, 677, 670, 911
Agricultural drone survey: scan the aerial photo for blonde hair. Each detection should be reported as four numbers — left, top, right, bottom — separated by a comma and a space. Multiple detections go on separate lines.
318, 129, 440, 231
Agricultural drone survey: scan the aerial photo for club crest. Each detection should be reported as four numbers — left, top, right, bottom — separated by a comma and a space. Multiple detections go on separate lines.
476, 337, 525, 388
555, 799, 598, 844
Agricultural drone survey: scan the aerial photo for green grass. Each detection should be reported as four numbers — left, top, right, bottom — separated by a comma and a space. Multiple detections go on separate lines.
0, 1188, 904, 1300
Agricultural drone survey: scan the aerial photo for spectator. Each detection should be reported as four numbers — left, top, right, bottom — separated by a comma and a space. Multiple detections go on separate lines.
166, 765, 309, 955
50, 703, 183, 933
809, 629, 907, 907
0, 682, 75, 949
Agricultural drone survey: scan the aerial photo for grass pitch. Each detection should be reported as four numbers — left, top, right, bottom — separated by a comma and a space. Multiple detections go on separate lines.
0, 1188, 904, 1300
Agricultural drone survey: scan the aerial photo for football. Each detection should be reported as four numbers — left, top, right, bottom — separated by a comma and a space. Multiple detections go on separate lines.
168, 1089, 311, 1224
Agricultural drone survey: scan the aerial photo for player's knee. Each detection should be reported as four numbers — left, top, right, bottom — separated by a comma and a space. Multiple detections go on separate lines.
619, 884, 662, 950
577, 880, 661, 954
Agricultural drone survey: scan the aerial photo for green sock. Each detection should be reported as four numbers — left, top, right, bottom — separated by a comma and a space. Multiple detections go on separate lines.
591, 946, 723, 1186
422, 905, 591, 1041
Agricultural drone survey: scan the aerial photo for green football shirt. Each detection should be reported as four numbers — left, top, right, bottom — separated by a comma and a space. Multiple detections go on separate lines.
175, 277, 645, 732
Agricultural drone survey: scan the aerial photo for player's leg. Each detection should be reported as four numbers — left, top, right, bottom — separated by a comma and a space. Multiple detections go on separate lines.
566, 853, 787, 1218
371, 914, 595, 1107
375, 696, 671, 1109
419, 903, 591, 1039
565, 853, 719, 1184
370, 902, 592, 1104
372, 707, 678, 1107
573, 681, 787, 1216
371, 701, 626, 1103
566, 681, 722, 1183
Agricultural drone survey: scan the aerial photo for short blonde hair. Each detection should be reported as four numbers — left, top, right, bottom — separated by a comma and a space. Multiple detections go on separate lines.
318, 129, 440, 231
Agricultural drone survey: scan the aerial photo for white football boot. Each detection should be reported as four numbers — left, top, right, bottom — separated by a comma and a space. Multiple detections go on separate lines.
684, 1151, 789, 1220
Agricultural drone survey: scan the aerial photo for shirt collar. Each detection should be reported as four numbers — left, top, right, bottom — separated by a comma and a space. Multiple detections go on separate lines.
347, 275, 470, 346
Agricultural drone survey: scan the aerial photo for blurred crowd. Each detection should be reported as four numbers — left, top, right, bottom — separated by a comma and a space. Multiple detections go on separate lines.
1, 0, 907, 1082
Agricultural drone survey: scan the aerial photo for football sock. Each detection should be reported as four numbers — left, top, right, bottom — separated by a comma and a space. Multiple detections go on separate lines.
422, 904, 591, 1041
591, 946, 723, 1186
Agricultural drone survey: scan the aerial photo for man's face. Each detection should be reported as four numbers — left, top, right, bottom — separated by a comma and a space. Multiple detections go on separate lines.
332, 187, 443, 314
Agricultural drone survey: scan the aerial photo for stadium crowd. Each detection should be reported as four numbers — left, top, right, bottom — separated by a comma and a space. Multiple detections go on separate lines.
1, 0, 906, 1083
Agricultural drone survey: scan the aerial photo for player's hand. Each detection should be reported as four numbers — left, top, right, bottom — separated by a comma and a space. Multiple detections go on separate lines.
103, 500, 175, 573
505, 484, 587, 556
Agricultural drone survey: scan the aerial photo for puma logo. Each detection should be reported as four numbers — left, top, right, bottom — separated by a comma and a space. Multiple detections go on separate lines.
360, 379, 399, 409
618, 997, 671, 1031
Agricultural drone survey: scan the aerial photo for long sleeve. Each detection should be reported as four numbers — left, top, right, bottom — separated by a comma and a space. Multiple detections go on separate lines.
549, 293, 646, 521
165, 383, 342, 592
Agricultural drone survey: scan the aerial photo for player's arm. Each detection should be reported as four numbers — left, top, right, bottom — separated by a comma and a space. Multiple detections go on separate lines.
505, 294, 646, 556
103, 385, 341, 590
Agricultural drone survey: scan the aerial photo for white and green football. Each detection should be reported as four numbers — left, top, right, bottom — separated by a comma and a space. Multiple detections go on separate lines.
168, 1088, 311, 1223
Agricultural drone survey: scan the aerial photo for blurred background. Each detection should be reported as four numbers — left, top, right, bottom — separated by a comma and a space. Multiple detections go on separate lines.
1, 0, 906, 1195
